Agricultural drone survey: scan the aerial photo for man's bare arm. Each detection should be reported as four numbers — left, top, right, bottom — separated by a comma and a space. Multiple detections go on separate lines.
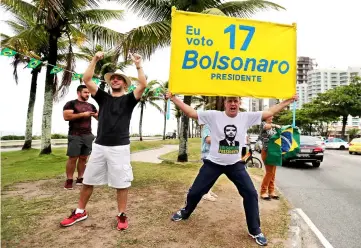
166, 93, 198, 120
131, 53, 147, 100
262, 95, 298, 120
82, 52, 104, 96
63, 110, 93, 121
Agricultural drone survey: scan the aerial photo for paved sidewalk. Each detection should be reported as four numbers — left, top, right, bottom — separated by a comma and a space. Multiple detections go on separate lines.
131, 145, 178, 163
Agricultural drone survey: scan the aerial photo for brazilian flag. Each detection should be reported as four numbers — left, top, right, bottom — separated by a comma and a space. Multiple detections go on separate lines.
128, 85, 136, 93
27, 58, 41, 69
265, 125, 300, 166
50, 66, 63, 74
72, 73, 83, 81
1, 48, 17, 57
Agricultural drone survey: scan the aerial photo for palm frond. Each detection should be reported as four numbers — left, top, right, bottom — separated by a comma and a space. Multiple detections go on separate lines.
116, 0, 172, 22
0, 0, 38, 20
217, 0, 285, 18
73, 9, 125, 24
79, 23, 124, 47
148, 100, 163, 112
123, 20, 171, 59
202, 7, 226, 16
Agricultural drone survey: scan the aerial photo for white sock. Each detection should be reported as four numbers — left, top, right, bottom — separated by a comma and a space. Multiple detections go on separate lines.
75, 208, 84, 214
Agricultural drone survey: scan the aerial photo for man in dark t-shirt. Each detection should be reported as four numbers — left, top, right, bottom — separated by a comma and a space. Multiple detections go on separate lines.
63, 85, 98, 190
60, 51, 147, 231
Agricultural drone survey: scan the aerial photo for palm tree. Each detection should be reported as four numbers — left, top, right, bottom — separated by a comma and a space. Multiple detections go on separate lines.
154, 81, 169, 140
119, 0, 285, 161
173, 105, 182, 138
1, 5, 76, 150
137, 80, 163, 141
2, 0, 126, 154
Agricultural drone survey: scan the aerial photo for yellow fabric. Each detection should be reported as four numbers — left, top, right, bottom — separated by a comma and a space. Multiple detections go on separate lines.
169, 7, 297, 98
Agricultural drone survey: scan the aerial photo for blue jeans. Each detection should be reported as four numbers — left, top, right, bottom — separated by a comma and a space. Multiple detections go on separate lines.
181, 159, 261, 235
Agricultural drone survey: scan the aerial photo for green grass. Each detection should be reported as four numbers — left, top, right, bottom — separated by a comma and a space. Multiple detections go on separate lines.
1, 139, 179, 189
159, 139, 201, 161
1, 137, 290, 248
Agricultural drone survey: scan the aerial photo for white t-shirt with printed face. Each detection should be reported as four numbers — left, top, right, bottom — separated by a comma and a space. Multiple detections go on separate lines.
198, 110, 262, 165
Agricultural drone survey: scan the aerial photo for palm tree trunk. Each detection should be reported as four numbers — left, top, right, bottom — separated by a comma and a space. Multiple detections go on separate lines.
178, 96, 192, 162
177, 118, 180, 139
22, 68, 39, 150
341, 115, 347, 139
216, 96, 224, 111
162, 100, 167, 140
40, 33, 58, 155
139, 103, 144, 141
188, 119, 191, 137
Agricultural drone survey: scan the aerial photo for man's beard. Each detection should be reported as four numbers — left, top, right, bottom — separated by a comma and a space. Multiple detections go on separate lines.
112, 86, 122, 92
80, 96, 88, 101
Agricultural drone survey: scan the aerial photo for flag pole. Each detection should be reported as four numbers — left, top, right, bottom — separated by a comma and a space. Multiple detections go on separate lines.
292, 101, 296, 127
166, 99, 171, 120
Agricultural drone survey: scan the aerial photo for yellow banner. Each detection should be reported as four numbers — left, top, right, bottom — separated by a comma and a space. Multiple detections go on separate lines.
169, 8, 297, 99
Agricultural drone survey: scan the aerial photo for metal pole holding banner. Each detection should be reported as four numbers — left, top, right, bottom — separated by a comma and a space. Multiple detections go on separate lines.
292, 101, 296, 127
166, 98, 171, 120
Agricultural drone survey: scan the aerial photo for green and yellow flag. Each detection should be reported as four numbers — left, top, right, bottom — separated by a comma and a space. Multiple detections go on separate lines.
128, 85, 136, 93
265, 125, 300, 166
27, 58, 41, 69
0, 48, 17, 57
72, 73, 83, 81
50, 66, 63, 74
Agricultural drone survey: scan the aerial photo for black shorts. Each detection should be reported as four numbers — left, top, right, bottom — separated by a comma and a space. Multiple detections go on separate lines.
241, 147, 247, 157
67, 134, 95, 157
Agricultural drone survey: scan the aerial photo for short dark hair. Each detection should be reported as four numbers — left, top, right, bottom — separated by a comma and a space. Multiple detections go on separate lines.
77, 85, 87, 93
224, 124, 237, 134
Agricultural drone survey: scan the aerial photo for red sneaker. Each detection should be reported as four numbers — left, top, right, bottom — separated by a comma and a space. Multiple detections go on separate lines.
64, 179, 73, 190
116, 213, 128, 231
60, 210, 88, 227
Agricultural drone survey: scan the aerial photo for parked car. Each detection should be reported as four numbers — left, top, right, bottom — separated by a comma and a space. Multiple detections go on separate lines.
165, 132, 176, 139
283, 135, 324, 167
349, 138, 361, 155
324, 138, 349, 150
313, 136, 326, 150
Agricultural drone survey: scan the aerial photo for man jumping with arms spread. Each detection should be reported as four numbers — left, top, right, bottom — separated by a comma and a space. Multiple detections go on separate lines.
166, 93, 297, 246
60, 51, 146, 230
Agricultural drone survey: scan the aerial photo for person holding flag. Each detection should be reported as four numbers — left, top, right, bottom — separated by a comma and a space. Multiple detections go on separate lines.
165, 92, 297, 246
259, 117, 281, 201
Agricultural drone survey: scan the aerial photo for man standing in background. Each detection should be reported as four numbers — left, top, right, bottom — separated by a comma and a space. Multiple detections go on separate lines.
200, 124, 218, 201
63, 85, 98, 190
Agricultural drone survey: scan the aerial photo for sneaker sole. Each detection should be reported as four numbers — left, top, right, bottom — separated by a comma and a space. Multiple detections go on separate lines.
117, 226, 128, 231
248, 233, 267, 246
171, 217, 183, 222
60, 215, 88, 227
75, 183, 83, 186
64, 187, 74, 190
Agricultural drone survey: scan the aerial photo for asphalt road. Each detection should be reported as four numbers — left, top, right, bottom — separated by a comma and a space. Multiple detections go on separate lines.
275, 150, 361, 248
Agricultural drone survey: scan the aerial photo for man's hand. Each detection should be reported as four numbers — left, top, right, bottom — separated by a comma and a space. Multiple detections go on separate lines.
130, 53, 142, 67
94, 51, 104, 62
82, 111, 95, 118
165, 91, 174, 100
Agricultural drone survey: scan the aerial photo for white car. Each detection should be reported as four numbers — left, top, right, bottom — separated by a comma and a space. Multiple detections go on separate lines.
324, 138, 349, 150
313, 137, 326, 150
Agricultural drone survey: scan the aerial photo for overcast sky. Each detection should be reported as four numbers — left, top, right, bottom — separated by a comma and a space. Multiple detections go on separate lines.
0, 0, 360, 136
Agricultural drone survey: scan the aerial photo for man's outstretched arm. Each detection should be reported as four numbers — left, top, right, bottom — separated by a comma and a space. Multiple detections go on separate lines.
262, 95, 298, 120
166, 92, 198, 120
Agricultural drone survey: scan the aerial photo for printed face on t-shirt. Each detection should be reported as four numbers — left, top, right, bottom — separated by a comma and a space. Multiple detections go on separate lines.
224, 125, 237, 142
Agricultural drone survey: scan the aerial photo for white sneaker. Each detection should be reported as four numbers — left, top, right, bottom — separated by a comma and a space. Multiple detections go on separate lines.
202, 193, 216, 201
